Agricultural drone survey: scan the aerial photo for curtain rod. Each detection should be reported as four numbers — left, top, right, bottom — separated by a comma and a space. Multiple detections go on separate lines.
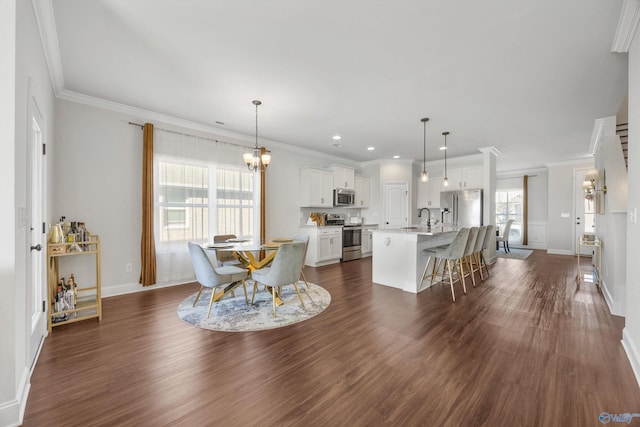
128, 121, 253, 151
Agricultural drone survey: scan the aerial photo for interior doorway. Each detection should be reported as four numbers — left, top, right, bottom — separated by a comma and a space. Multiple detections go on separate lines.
383, 182, 408, 228
574, 167, 596, 255
27, 85, 47, 368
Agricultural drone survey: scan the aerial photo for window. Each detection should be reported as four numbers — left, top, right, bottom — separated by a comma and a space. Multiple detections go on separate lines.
496, 189, 523, 243
157, 160, 256, 243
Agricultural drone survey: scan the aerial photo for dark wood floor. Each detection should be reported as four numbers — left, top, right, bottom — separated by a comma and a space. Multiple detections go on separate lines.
24, 251, 640, 426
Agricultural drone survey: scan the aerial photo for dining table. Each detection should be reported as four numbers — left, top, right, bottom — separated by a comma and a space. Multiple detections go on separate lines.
204, 238, 293, 304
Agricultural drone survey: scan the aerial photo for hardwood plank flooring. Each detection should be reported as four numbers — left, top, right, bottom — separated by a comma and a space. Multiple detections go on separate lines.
24, 251, 640, 426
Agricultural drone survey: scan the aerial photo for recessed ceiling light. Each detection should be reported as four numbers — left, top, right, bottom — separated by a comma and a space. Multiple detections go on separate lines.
332, 135, 342, 140
393, 155, 400, 159
332, 143, 344, 148
367, 146, 375, 151
439, 146, 447, 150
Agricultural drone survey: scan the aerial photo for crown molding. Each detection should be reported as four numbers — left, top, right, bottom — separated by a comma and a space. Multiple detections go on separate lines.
612, 0, 640, 53
544, 157, 594, 168
32, 0, 64, 95
478, 146, 501, 156
497, 166, 548, 178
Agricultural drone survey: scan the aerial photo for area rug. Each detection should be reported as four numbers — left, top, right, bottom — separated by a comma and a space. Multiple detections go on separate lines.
496, 248, 533, 260
177, 282, 331, 332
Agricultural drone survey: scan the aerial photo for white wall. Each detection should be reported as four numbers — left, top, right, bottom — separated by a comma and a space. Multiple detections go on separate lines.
623, 25, 640, 389
546, 161, 593, 255
2, 0, 56, 425
53, 98, 359, 295
0, 1, 18, 424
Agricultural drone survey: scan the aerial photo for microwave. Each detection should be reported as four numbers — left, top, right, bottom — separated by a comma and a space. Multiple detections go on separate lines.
334, 189, 355, 206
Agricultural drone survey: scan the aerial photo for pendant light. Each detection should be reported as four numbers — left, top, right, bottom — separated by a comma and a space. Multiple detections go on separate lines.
243, 100, 271, 171
420, 117, 430, 182
443, 131, 450, 187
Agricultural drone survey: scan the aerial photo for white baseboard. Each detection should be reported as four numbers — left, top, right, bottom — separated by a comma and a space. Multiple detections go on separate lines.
102, 278, 195, 298
601, 280, 625, 316
622, 327, 640, 390
0, 367, 30, 427
516, 243, 547, 250
546, 249, 574, 256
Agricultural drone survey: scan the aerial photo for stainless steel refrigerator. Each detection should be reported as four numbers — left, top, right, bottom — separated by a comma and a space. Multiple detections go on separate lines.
440, 189, 483, 227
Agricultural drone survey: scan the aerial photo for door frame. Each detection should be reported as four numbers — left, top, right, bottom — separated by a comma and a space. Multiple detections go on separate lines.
27, 79, 47, 368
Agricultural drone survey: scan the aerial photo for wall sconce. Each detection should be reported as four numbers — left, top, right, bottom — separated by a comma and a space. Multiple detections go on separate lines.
582, 170, 606, 201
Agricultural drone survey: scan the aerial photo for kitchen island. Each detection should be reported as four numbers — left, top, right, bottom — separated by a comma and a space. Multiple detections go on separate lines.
372, 226, 459, 293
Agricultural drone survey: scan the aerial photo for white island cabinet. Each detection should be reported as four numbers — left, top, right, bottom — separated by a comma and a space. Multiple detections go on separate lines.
372, 227, 458, 293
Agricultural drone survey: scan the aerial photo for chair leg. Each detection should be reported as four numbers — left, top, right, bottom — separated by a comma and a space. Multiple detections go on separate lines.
207, 287, 217, 319
300, 270, 310, 290
458, 258, 467, 294
193, 286, 205, 307
506, 241, 510, 252
241, 280, 249, 305
293, 282, 306, 309
431, 258, 442, 285
475, 253, 484, 281
466, 255, 476, 287
419, 255, 433, 286
446, 259, 456, 302
480, 252, 490, 278
272, 285, 277, 318
251, 281, 258, 305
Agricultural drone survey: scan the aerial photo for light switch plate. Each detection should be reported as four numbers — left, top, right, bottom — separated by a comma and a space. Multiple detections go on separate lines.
561, 212, 570, 218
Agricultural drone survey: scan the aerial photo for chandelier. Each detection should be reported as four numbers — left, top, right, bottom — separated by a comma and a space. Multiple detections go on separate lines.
243, 100, 271, 171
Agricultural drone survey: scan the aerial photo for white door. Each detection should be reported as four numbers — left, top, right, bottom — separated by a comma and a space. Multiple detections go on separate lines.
383, 182, 408, 228
28, 91, 47, 367
574, 168, 596, 254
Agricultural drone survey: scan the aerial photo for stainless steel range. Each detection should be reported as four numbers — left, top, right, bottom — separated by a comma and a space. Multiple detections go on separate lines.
326, 213, 362, 262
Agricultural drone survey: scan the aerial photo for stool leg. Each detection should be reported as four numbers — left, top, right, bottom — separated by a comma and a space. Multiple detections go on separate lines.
420, 255, 433, 286
446, 259, 456, 302
458, 258, 467, 294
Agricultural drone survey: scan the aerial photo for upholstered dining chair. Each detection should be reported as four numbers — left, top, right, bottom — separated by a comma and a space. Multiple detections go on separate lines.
471, 226, 487, 281
420, 228, 470, 302
213, 234, 242, 266
188, 242, 249, 318
292, 234, 310, 290
251, 241, 306, 318
496, 219, 514, 253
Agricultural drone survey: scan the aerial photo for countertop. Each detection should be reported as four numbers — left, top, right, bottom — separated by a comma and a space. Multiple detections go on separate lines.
372, 225, 459, 236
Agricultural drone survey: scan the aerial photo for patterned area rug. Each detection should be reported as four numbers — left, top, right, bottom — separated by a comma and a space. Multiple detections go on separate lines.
496, 248, 533, 260
177, 282, 331, 332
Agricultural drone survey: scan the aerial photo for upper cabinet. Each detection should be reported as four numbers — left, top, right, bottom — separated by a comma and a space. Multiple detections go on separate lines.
443, 165, 483, 190
354, 175, 370, 208
417, 175, 442, 208
330, 166, 355, 190
300, 167, 334, 207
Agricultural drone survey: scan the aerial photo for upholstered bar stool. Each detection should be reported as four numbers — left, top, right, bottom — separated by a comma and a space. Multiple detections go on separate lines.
419, 228, 470, 301
471, 226, 487, 281
479, 225, 494, 278
461, 227, 479, 288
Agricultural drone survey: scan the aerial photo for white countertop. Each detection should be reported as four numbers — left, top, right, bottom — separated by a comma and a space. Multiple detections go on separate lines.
373, 225, 459, 236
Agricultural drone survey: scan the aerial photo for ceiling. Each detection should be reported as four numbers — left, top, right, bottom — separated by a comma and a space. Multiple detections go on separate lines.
42, 0, 628, 172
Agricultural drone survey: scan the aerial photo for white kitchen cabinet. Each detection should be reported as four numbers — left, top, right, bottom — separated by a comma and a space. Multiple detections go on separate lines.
299, 226, 343, 266
354, 175, 370, 208
443, 166, 483, 190
361, 225, 378, 256
300, 167, 334, 207
417, 175, 441, 208
330, 166, 355, 190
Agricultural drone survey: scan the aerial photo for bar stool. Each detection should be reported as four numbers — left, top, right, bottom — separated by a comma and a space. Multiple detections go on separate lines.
471, 226, 487, 281
461, 227, 479, 288
419, 228, 470, 301
479, 225, 494, 278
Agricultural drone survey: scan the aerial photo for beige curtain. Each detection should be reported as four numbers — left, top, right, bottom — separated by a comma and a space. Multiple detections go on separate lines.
522, 175, 528, 246
140, 123, 157, 286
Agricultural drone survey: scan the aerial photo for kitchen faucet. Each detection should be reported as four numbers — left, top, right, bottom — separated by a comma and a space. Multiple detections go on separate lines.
418, 208, 432, 225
